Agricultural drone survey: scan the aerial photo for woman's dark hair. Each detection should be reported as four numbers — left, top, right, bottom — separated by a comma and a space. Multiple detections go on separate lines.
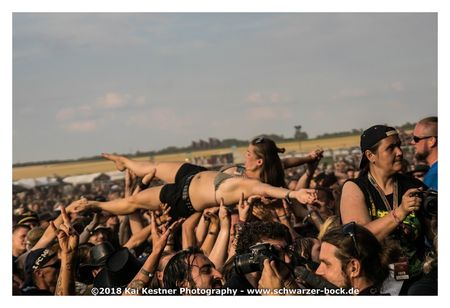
358, 141, 382, 178
251, 136, 286, 187
235, 221, 292, 255
321, 223, 389, 287
162, 246, 203, 289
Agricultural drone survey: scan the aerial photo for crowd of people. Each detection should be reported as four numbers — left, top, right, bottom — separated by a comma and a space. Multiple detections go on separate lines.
12, 117, 438, 296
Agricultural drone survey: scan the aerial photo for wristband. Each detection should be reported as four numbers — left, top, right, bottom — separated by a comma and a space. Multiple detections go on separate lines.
285, 191, 292, 205
391, 209, 402, 224
139, 268, 154, 278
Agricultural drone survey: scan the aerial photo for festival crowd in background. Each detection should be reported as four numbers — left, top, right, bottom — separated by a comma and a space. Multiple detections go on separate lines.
12, 117, 437, 296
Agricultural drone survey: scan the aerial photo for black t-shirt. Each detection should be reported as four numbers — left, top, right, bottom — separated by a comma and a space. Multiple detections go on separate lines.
347, 173, 426, 278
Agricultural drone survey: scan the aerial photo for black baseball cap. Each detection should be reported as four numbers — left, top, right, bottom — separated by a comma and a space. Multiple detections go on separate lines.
359, 125, 398, 170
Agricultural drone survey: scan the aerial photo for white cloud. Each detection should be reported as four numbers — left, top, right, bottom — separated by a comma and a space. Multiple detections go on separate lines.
96, 92, 128, 109
127, 106, 192, 131
66, 120, 97, 132
55, 107, 75, 121
332, 88, 368, 100
247, 106, 292, 121
245, 91, 287, 104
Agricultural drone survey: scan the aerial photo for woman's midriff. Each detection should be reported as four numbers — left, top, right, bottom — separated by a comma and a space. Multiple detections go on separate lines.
188, 171, 220, 210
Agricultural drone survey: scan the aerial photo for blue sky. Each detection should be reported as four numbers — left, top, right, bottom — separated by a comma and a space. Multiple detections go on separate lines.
12, 13, 437, 163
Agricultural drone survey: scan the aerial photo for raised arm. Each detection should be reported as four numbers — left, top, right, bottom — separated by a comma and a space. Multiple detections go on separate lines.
124, 214, 184, 296
32, 199, 84, 251
181, 212, 202, 249
200, 211, 220, 256
196, 208, 219, 246
282, 148, 324, 169
208, 200, 231, 270
52, 206, 78, 296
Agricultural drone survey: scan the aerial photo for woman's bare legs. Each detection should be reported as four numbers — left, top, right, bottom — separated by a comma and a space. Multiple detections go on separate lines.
102, 153, 185, 183
81, 186, 165, 216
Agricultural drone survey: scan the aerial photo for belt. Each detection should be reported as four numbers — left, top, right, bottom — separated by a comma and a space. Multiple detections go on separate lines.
181, 174, 196, 214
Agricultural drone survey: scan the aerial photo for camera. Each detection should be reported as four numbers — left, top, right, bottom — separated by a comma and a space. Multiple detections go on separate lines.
411, 189, 437, 216
234, 243, 282, 275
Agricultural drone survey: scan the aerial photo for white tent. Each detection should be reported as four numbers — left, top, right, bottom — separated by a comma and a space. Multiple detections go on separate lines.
105, 171, 125, 182
13, 178, 37, 189
62, 173, 109, 186
13, 177, 60, 189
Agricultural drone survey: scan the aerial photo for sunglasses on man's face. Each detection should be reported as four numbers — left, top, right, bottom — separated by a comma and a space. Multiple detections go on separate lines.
342, 222, 360, 258
412, 135, 436, 143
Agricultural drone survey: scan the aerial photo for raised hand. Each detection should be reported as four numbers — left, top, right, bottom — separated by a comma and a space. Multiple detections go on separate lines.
65, 197, 90, 214
238, 192, 253, 222
155, 203, 172, 226
294, 189, 318, 205
125, 169, 136, 197
50, 206, 79, 255
203, 206, 220, 219
150, 212, 185, 253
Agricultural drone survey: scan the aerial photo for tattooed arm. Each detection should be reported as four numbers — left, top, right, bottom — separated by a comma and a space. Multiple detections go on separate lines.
53, 206, 78, 295
124, 214, 184, 296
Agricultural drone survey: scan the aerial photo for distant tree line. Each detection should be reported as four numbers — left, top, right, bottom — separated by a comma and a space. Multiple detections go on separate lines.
13, 122, 417, 167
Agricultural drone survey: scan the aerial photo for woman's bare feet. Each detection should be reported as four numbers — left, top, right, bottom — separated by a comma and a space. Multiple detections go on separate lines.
102, 153, 127, 171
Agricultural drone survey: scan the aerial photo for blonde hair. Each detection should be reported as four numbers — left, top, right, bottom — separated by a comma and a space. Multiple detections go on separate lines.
317, 215, 341, 241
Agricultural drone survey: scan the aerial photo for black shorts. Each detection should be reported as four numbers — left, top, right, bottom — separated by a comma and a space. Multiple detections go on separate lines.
159, 163, 208, 219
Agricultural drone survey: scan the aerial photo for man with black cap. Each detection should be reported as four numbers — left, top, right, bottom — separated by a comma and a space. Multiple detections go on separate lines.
339, 124, 427, 295
21, 247, 60, 295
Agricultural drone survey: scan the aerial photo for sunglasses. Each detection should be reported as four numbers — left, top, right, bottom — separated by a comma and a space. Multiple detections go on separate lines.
412, 135, 436, 143
252, 137, 265, 144
342, 222, 360, 258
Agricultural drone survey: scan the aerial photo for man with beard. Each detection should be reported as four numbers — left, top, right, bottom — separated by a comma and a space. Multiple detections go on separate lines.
315, 222, 389, 295
162, 246, 223, 293
412, 117, 438, 190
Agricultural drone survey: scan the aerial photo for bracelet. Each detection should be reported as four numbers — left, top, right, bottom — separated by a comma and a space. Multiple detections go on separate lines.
139, 268, 154, 278
391, 209, 402, 224
285, 191, 292, 205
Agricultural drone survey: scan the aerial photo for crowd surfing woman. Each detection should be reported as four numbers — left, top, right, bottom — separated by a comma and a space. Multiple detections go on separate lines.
71, 160, 319, 220
340, 125, 427, 294
102, 136, 322, 188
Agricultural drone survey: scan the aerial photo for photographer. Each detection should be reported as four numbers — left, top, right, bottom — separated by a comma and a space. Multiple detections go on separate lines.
340, 125, 428, 294
223, 221, 297, 294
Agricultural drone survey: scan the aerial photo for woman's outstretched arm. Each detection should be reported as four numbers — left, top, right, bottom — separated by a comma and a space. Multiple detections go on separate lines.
249, 180, 318, 205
